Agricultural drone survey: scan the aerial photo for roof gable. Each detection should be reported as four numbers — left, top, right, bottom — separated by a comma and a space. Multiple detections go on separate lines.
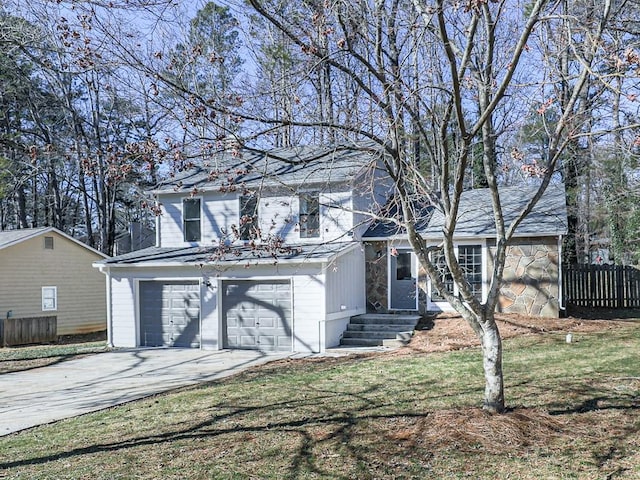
0, 227, 108, 258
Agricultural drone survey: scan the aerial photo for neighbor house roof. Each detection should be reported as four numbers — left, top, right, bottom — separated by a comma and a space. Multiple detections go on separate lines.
96, 241, 359, 267
152, 145, 379, 194
364, 183, 568, 239
0, 227, 108, 257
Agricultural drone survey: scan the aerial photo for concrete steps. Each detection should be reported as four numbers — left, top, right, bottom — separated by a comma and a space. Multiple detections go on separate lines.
340, 314, 421, 347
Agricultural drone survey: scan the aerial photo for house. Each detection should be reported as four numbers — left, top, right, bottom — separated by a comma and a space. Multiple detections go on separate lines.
95, 145, 567, 353
363, 183, 568, 317
0, 227, 108, 337
95, 146, 390, 352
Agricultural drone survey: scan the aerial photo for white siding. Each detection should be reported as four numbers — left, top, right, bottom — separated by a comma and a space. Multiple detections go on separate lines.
159, 191, 239, 247
325, 246, 366, 315
0, 232, 106, 335
322, 246, 366, 349
258, 194, 298, 242
291, 272, 326, 353
108, 274, 137, 347
107, 263, 328, 353
321, 190, 353, 242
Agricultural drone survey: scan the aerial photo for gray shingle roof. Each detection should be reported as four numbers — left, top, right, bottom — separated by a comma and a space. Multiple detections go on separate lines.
364, 183, 567, 238
154, 145, 378, 194
98, 241, 359, 267
0, 227, 51, 249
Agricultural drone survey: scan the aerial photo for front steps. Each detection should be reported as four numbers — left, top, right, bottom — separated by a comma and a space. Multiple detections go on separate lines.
340, 314, 421, 347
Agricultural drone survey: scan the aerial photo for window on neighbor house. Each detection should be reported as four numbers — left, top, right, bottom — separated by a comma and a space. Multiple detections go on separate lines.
239, 195, 258, 241
299, 192, 320, 238
458, 245, 483, 298
44, 236, 54, 249
42, 286, 57, 311
183, 198, 201, 242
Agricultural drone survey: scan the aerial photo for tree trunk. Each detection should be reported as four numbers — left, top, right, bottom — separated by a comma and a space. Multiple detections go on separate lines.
480, 314, 505, 413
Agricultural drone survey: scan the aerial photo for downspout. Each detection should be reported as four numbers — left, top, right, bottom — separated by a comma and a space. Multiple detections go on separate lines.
558, 235, 565, 315
155, 200, 161, 248
99, 265, 114, 347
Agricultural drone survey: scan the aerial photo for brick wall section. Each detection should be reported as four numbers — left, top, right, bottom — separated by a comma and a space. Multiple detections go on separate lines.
497, 237, 561, 317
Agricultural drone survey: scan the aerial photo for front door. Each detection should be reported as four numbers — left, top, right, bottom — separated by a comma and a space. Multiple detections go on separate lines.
389, 249, 418, 310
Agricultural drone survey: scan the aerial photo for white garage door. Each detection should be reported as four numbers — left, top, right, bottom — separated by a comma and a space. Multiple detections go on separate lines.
139, 281, 200, 348
222, 280, 292, 352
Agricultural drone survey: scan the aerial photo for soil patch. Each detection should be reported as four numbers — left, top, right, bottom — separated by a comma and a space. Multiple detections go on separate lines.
400, 312, 634, 354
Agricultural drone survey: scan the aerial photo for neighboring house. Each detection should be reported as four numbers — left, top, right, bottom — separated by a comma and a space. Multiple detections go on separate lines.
96, 145, 568, 353
0, 227, 108, 336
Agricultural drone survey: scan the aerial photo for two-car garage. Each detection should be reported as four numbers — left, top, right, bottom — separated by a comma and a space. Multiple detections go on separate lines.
138, 279, 293, 352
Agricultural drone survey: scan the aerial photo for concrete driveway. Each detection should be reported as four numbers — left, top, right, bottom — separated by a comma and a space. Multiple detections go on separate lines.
0, 348, 294, 436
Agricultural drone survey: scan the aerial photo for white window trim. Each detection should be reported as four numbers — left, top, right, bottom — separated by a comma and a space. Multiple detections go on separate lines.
298, 191, 321, 239
42, 286, 58, 311
426, 240, 487, 312
182, 196, 203, 244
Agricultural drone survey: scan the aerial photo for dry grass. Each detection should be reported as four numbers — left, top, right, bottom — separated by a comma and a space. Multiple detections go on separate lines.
0, 316, 638, 479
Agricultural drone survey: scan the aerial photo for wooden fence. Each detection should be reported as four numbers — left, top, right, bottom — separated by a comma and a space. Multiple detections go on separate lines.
563, 264, 640, 309
1, 316, 57, 347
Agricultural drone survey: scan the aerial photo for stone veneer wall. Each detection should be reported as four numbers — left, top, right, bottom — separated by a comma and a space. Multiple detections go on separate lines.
496, 237, 561, 317
364, 241, 389, 312
364, 241, 428, 313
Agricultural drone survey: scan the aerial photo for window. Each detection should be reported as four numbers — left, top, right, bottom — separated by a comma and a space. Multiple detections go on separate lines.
430, 245, 482, 301
299, 192, 319, 238
44, 236, 54, 249
396, 252, 413, 280
183, 198, 201, 242
42, 286, 57, 311
239, 195, 258, 241
430, 250, 454, 301
459, 245, 483, 297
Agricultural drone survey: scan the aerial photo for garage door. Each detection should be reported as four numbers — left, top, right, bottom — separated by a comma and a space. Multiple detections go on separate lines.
222, 280, 292, 352
139, 281, 200, 348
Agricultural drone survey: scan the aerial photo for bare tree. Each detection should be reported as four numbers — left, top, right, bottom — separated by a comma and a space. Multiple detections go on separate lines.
237, 0, 619, 413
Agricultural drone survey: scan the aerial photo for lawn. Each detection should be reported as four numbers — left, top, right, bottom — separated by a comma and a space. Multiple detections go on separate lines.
0, 322, 638, 479
0, 332, 108, 373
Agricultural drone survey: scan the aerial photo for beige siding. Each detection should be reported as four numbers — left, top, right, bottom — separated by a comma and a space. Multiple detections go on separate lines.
0, 232, 106, 335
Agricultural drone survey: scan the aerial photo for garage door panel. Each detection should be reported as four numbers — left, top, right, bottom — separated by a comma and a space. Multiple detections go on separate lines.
140, 281, 200, 348
223, 280, 292, 352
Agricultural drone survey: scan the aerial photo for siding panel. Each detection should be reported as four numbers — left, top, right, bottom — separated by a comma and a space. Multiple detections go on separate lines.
0, 232, 106, 336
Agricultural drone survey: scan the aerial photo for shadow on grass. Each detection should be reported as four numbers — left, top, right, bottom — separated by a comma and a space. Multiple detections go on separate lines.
0, 383, 432, 480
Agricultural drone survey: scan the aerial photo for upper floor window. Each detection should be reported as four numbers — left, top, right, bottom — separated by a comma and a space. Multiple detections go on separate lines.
239, 195, 258, 241
44, 236, 54, 249
183, 198, 201, 242
299, 192, 319, 238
